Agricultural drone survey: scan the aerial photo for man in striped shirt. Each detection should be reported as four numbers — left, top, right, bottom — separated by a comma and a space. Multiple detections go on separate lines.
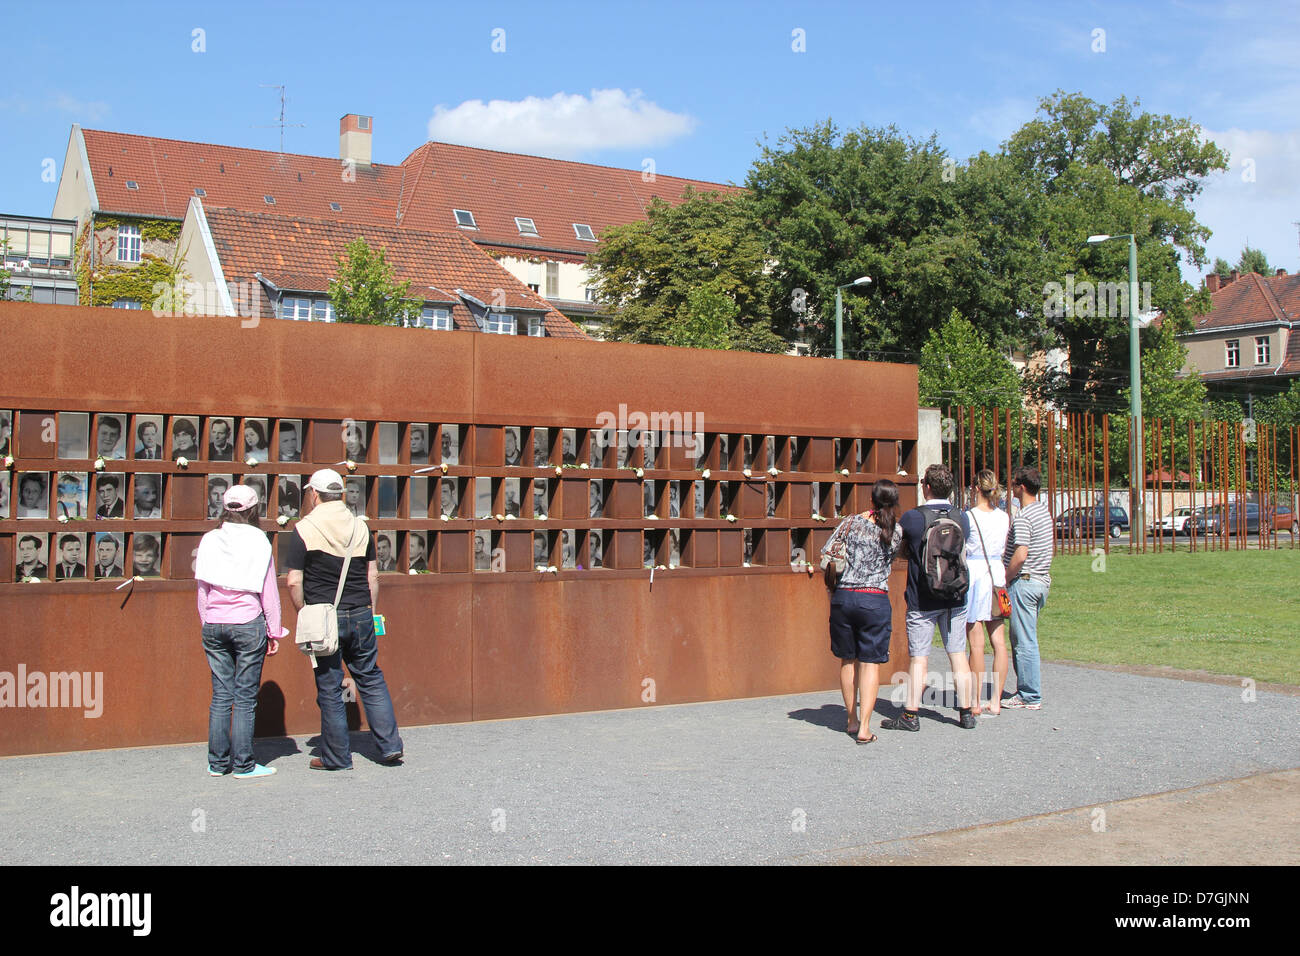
1003, 465, 1052, 709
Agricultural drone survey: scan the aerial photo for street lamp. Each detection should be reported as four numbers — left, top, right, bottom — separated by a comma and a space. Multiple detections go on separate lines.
1085, 233, 1144, 534
835, 276, 872, 360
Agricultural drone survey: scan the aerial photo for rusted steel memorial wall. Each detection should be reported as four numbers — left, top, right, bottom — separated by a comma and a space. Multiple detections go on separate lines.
0, 302, 919, 756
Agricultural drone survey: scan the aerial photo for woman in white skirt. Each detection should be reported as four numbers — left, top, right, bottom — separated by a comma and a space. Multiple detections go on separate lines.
964, 469, 1010, 716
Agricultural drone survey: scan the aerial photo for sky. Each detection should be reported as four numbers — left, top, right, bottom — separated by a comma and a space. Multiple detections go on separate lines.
2, 0, 1297, 282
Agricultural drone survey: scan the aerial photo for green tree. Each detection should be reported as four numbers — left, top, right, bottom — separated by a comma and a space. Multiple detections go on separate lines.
587, 189, 783, 352
918, 310, 1021, 407
1235, 245, 1272, 276
1212, 257, 1232, 280
328, 236, 422, 326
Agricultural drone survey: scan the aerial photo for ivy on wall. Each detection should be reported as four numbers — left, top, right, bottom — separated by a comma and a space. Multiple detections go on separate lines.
74, 219, 189, 309
91, 215, 182, 243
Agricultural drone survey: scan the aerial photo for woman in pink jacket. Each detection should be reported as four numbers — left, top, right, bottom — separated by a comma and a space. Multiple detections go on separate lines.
195, 485, 284, 778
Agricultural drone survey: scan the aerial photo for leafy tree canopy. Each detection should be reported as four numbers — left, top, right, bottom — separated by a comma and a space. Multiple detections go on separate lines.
918, 309, 1021, 408
328, 236, 422, 326
1235, 245, 1273, 276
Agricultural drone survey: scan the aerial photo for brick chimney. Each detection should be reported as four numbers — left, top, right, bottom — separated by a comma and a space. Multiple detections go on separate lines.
1229, 269, 1240, 284
340, 114, 372, 167
1206, 273, 1221, 292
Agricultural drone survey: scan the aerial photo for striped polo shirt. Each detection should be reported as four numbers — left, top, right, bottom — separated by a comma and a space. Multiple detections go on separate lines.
1004, 499, 1053, 586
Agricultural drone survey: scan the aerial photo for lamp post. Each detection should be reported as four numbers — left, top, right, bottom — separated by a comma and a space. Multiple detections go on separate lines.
834, 276, 872, 360
1085, 233, 1143, 535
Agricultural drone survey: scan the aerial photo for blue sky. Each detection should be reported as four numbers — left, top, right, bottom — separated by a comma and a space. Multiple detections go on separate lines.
3, 0, 1296, 280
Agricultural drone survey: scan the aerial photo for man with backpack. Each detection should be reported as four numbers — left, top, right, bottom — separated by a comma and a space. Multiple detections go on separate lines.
882, 464, 977, 732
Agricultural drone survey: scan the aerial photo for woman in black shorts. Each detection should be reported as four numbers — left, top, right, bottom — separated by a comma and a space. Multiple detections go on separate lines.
821, 479, 903, 744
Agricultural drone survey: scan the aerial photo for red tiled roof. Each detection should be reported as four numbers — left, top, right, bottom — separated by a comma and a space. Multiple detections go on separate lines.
79, 128, 743, 256
1182, 271, 1300, 380
202, 207, 586, 338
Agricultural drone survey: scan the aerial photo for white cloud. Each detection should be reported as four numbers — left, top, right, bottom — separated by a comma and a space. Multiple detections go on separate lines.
966, 97, 1036, 147
50, 93, 110, 122
426, 89, 696, 157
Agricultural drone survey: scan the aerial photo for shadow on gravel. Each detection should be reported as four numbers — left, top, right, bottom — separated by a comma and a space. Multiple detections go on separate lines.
788, 701, 892, 733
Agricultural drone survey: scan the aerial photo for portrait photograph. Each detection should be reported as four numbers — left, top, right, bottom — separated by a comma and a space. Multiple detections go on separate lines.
377, 476, 398, 518
440, 478, 460, 518
377, 421, 399, 465
0, 409, 12, 456
342, 419, 368, 463
276, 419, 303, 462
560, 428, 577, 466
616, 430, 630, 468
669, 481, 681, 519
695, 433, 707, 469
93, 531, 124, 579
17, 471, 49, 518
643, 480, 655, 518
504, 478, 521, 518
53, 532, 87, 581
744, 529, 754, 566
132, 473, 163, 519
767, 485, 777, 518
533, 531, 548, 567
810, 482, 820, 517
375, 532, 397, 572
407, 531, 428, 572
440, 424, 459, 465
720, 481, 732, 517
670, 529, 681, 569
171, 416, 200, 461
764, 436, 775, 471
344, 477, 367, 517
132, 533, 162, 578
0, 472, 9, 519
242, 418, 270, 463
744, 434, 754, 470
561, 529, 576, 569
694, 480, 705, 518
56, 472, 89, 520
276, 475, 301, 519
642, 533, 654, 569
207, 417, 236, 461
473, 530, 491, 571
14, 532, 48, 582
206, 475, 232, 519
93, 472, 127, 519
834, 482, 843, 517
504, 426, 522, 466
533, 428, 550, 467
588, 480, 603, 519
589, 531, 603, 569
475, 477, 492, 519
532, 479, 548, 519
718, 433, 730, 468
242, 475, 268, 518
133, 415, 164, 460
409, 423, 430, 465
409, 475, 428, 519
589, 428, 606, 468
58, 412, 89, 460
95, 413, 126, 460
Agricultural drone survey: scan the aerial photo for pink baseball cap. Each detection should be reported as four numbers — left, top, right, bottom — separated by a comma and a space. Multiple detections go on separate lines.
223, 485, 260, 512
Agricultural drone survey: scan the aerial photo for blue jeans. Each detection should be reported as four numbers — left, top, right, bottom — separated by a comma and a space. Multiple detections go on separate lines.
202, 615, 268, 774
1008, 578, 1049, 704
313, 605, 403, 768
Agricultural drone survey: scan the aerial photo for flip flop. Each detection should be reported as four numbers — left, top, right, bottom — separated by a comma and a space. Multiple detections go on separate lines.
855, 733, 877, 745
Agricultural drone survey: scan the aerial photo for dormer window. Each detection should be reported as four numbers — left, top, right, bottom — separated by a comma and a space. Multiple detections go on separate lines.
573, 223, 595, 242
515, 217, 538, 236
454, 209, 477, 229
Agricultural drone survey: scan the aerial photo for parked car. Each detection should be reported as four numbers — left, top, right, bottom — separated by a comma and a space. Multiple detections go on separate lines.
1268, 504, 1293, 532
1054, 505, 1130, 539
1156, 507, 1194, 535
1188, 503, 1261, 535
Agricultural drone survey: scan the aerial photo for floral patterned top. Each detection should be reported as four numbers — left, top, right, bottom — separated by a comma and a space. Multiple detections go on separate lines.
821, 512, 903, 590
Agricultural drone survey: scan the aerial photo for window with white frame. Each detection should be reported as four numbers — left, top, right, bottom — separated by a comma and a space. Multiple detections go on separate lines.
312, 300, 335, 322
572, 223, 596, 242
454, 209, 477, 229
280, 297, 334, 322
117, 225, 141, 263
111, 299, 142, 309
545, 261, 559, 298
527, 317, 546, 337
1255, 336, 1270, 364
483, 312, 516, 335
414, 306, 452, 330
584, 286, 599, 303
515, 217, 538, 236
1225, 339, 1240, 368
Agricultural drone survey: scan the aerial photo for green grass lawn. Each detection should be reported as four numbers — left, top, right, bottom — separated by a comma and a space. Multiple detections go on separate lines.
1033, 547, 1300, 686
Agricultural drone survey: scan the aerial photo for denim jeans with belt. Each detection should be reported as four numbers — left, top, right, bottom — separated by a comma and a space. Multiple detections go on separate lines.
313, 605, 403, 768
202, 614, 268, 774
1008, 578, 1049, 704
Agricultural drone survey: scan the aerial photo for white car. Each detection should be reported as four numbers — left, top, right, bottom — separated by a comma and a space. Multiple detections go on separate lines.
1156, 507, 1194, 535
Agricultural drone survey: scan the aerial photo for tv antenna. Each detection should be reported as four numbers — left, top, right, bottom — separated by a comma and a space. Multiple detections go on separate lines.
254, 84, 305, 154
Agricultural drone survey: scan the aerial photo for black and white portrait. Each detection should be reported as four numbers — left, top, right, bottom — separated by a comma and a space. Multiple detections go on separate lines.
475, 477, 492, 519
473, 530, 491, 571
504, 478, 521, 518
504, 427, 522, 466
54, 532, 87, 581
764, 436, 775, 471
58, 412, 89, 460
744, 434, 754, 470
17, 471, 49, 518
133, 473, 163, 519
408, 531, 428, 572
277, 475, 301, 518
589, 428, 607, 468
589, 531, 603, 569
94, 532, 124, 579
0, 472, 9, 519
132, 533, 162, 578
207, 417, 236, 461
95, 414, 126, 460
670, 529, 681, 568
409, 423, 430, 465
810, 481, 820, 517
242, 475, 267, 518
718, 433, 730, 469
533, 531, 548, 567
561, 529, 576, 569
242, 418, 269, 463
206, 475, 231, 519
694, 433, 707, 469
694, 480, 705, 518
377, 421, 398, 465
375, 532, 397, 572
133, 415, 164, 460
342, 420, 367, 463
15, 533, 47, 581
344, 477, 366, 517
0, 409, 12, 457
532, 479, 547, 519
533, 429, 550, 467
440, 478, 459, 518
93, 472, 125, 519
560, 428, 577, 466
409, 476, 428, 519
668, 481, 681, 519
767, 485, 776, 518
616, 430, 630, 468
642, 534, 654, 569
56, 472, 88, 519
589, 480, 603, 519
440, 424, 459, 465
277, 419, 303, 462
377, 476, 398, 518
643, 480, 655, 518
171, 416, 200, 461
743, 529, 754, 566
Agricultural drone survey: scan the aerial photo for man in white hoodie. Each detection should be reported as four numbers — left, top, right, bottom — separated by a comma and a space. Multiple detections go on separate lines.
285, 469, 404, 770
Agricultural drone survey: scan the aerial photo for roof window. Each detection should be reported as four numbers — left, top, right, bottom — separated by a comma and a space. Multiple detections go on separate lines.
264, 195, 276, 205
330, 202, 342, 212
573, 223, 596, 242
125, 181, 139, 190
515, 217, 538, 236
454, 209, 477, 229
194, 187, 206, 197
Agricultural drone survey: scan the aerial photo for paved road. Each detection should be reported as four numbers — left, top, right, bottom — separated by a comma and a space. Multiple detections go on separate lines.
2, 661, 1297, 865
